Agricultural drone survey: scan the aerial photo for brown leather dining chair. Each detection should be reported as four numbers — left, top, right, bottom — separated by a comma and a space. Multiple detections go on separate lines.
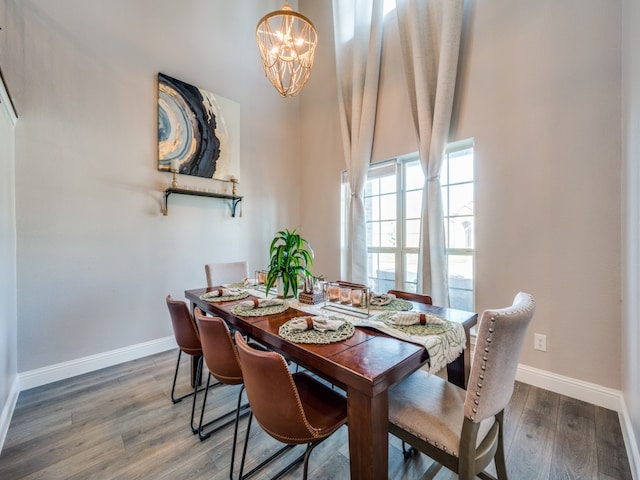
165, 295, 220, 431
387, 292, 535, 480
192, 308, 252, 477
234, 331, 348, 480
165, 295, 203, 404
387, 289, 433, 305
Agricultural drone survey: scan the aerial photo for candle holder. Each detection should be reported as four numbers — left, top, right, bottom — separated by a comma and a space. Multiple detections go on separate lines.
171, 169, 178, 188
230, 176, 239, 196
322, 281, 371, 319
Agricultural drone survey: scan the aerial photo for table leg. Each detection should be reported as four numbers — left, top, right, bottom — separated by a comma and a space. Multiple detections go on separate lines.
446, 324, 472, 389
347, 387, 389, 480
446, 354, 466, 389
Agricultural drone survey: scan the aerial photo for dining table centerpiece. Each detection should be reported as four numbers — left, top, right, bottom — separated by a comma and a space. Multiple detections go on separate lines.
264, 228, 314, 298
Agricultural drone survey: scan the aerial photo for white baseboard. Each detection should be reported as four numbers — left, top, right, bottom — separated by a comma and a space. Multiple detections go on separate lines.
515, 363, 621, 411
19, 336, 177, 391
0, 376, 20, 453
620, 396, 640, 480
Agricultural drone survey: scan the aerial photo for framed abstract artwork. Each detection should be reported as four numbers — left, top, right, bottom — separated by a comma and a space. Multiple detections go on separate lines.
157, 73, 239, 181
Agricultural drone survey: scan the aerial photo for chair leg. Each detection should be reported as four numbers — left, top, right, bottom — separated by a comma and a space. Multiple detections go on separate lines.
173, 350, 219, 406
171, 350, 186, 403
494, 411, 508, 480
236, 412, 298, 480
198, 380, 250, 442
301, 440, 324, 480
229, 386, 246, 480
190, 356, 205, 433
401, 441, 418, 458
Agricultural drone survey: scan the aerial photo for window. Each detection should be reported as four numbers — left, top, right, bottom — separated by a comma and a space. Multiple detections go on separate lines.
442, 140, 475, 311
342, 139, 475, 310
345, 158, 422, 294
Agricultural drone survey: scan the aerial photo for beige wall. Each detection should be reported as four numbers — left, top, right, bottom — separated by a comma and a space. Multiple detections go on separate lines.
622, 0, 640, 463
301, 0, 622, 389
1, 0, 302, 372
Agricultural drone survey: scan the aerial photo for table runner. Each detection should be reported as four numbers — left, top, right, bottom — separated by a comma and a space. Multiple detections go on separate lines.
289, 300, 466, 375
223, 284, 465, 374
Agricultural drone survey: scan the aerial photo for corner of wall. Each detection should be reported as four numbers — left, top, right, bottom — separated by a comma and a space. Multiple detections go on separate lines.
0, 375, 19, 454
620, 395, 640, 479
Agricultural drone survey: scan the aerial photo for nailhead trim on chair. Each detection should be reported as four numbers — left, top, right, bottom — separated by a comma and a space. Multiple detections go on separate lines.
468, 298, 534, 420
469, 314, 497, 419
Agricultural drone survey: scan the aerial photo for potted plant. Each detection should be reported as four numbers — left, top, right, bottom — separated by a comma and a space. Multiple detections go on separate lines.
265, 228, 314, 298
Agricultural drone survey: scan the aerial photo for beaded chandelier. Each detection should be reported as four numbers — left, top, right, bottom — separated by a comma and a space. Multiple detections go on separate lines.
256, 2, 318, 97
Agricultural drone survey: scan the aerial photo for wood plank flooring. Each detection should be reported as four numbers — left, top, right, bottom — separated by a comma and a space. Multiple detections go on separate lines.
0, 350, 632, 479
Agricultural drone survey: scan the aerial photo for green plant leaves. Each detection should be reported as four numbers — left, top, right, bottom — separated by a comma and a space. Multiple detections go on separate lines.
265, 228, 314, 298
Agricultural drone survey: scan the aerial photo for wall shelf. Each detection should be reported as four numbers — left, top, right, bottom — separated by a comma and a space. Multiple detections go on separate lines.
162, 188, 243, 217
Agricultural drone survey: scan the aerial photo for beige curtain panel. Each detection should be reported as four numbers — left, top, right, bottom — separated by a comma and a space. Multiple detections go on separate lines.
396, 0, 464, 306
333, 0, 385, 285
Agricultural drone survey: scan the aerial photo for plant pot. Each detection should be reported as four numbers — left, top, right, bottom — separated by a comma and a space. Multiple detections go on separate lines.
276, 276, 295, 298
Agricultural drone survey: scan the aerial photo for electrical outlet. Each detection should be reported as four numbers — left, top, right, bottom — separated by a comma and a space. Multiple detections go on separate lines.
534, 333, 547, 352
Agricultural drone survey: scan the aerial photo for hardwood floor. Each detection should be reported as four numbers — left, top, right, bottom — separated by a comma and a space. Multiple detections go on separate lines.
0, 350, 632, 479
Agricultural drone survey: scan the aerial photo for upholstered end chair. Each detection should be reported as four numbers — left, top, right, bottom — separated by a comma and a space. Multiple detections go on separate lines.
388, 292, 536, 480
205, 260, 249, 287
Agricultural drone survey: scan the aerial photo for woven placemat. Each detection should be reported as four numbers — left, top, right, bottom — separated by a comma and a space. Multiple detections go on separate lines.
279, 316, 355, 344
199, 291, 250, 302
376, 311, 454, 336
369, 298, 413, 311
230, 301, 289, 317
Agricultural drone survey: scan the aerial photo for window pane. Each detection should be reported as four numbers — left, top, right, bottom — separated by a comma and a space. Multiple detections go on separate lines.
366, 178, 379, 196
405, 253, 419, 286
450, 288, 473, 312
448, 149, 474, 184
369, 253, 396, 293
367, 252, 379, 291
405, 219, 421, 248
405, 162, 424, 190
441, 186, 449, 217
380, 174, 396, 194
380, 193, 396, 220
365, 195, 373, 220
447, 254, 473, 291
447, 216, 474, 249
405, 190, 422, 219
380, 221, 397, 247
443, 218, 449, 247
448, 183, 474, 216
368, 221, 380, 247
440, 157, 448, 184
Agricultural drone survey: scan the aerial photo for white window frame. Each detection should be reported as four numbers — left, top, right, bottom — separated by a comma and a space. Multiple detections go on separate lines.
442, 139, 475, 311
341, 139, 475, 310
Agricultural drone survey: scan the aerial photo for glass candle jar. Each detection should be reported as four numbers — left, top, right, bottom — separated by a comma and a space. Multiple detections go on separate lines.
351, 288, 363, 307
340, 287, 352, 304
328, 283, 340, 302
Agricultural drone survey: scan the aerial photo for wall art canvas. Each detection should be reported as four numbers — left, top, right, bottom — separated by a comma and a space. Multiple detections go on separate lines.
157, 73, 240, 181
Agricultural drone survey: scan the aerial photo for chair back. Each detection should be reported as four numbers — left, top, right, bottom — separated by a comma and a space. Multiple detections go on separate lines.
166, 295, 201, 355
464, 292, 535, 423
205, 261, 249, 287
194, 307, 243, 385
388, 289, 433, 305
234, 332, 317, 443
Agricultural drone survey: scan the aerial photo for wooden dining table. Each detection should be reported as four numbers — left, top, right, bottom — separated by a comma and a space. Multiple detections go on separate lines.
185, 287, 477, 480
